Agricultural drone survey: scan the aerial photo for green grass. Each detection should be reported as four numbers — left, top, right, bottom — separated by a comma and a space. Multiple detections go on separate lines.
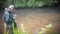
4, 23, 56, 34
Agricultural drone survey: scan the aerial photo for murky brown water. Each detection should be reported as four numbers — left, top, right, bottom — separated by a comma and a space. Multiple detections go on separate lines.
0, 8, 60, 34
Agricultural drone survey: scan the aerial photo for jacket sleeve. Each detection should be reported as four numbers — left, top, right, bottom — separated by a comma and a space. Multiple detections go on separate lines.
4, 12, 12, 23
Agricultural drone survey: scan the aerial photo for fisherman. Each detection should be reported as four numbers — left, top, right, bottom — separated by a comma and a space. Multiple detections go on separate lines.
3, 5, 17, 34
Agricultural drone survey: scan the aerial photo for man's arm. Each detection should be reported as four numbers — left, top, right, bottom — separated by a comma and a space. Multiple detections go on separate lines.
4, 12, 13, 23
4, 12, 9, 23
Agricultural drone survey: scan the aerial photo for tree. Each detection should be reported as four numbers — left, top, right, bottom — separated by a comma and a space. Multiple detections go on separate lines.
6, 0, 58, 8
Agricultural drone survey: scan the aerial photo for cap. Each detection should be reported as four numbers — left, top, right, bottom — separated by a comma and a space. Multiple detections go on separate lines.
8, 5, 14, 9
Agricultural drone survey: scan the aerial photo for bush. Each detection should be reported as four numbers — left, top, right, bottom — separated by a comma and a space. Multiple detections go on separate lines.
5, 0, 57, 8
0, 0, 6, 9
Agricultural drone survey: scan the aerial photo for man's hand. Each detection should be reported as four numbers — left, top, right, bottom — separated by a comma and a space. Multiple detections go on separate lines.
4, 23, 7, 29
13, 14, 17, 19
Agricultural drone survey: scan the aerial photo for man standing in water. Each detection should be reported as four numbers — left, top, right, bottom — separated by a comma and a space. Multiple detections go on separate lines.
3, 5, 17, 34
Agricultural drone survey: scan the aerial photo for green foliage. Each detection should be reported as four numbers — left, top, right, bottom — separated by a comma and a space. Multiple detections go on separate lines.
35, 1, 44, 7
5, 0, 57, 8
0, 0, 6, 9
38, 23, 53, 34
43, 0, 56, 6
27, 0, 35, 7
1, 0, 58, 8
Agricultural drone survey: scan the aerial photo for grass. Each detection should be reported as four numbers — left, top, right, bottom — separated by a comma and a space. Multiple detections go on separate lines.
4, 22, 56, 34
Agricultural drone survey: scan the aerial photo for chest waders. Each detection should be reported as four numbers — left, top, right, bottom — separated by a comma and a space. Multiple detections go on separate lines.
8, 20, 14, 34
